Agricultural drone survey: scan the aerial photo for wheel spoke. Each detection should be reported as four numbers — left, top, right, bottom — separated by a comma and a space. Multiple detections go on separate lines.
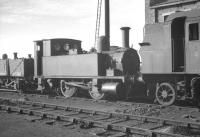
158, 94, 163, 99
161, 86, 164, 92
168, 93, 175, 97
158, 90, 163, 95
167, 89, 171, 94
165, 85, 169, 91
163, 97, 167, 102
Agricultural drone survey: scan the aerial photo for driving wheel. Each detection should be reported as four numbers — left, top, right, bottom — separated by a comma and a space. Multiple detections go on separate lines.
156, 82, 176, 106
89, 86, 105, 100
60, 80, 77, 98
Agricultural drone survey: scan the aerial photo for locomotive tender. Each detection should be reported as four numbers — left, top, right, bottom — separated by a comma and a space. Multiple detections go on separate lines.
140, 9, 200, 106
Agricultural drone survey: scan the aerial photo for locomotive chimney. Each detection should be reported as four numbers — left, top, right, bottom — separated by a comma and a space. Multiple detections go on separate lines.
121, 27, 131, 48
13, 52, 18, 59
28, 54, 32, 58
105, 0, 110, 50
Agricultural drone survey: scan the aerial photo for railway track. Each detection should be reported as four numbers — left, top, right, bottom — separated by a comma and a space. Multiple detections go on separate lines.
0, 90, 200, 120
0, 89, 198, 108
0, 96, 199, 137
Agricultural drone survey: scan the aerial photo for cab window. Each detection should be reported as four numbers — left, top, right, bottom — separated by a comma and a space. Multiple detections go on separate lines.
189, 23, 199, 41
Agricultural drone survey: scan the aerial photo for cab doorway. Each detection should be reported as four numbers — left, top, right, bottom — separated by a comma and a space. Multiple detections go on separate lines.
171, 17, 186, 72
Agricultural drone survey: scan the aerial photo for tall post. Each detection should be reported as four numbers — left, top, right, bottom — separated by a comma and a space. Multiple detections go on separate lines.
105, 0, 110, 48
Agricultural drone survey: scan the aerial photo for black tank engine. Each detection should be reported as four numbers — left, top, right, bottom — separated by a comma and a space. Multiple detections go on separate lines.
33, 27, 144, 100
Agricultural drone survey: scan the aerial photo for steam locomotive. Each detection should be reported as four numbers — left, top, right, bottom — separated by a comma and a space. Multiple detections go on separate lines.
140, 9, 200, 106
33, 29, 143, 100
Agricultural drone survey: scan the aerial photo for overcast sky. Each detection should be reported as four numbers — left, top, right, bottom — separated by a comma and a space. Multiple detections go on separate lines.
0, 0, 145, 58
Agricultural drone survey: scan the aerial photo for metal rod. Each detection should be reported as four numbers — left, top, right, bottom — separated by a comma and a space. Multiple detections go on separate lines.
105, 0, 110, 48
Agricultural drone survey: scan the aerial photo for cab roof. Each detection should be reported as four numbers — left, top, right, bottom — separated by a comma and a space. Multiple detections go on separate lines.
34, 38, 81, 42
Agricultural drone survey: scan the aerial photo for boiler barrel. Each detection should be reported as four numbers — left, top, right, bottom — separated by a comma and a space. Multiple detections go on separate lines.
107, 48, 140, 75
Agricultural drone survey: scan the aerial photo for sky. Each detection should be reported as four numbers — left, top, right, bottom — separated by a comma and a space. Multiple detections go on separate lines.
0, 0, 145, 58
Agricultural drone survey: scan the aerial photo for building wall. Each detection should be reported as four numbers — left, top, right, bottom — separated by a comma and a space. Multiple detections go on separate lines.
145, 0, 200, 24
145, 0, 156, 24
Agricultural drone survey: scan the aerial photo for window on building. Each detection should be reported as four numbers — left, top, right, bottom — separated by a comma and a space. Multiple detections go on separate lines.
189, 23, 199, 41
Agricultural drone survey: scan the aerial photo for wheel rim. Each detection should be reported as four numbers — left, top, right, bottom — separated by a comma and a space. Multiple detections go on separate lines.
156, 83, 176, 106
89, 86, 105, 100
60, 80, 77, 98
